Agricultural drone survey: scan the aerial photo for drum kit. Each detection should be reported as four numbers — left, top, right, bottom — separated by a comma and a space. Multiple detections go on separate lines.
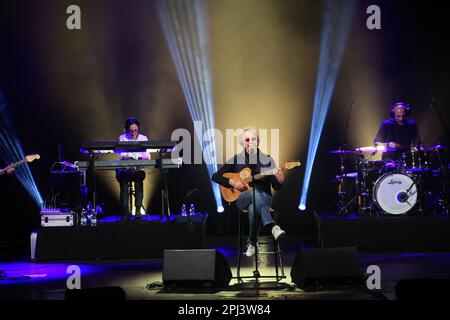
330, 144, 449, 216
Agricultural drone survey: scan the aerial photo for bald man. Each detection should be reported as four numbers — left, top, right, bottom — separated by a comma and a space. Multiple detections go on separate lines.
374, 102, 421, 162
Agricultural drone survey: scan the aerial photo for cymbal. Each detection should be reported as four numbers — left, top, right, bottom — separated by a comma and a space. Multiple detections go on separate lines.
355, 146, 397, 153
328, 149, 355, 154
427, 144, 446, 151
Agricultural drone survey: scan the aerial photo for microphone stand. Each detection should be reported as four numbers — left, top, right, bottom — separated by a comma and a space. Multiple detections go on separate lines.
430, 99, 449, 215
250, 149, 260, 284
337, 99, 355, 214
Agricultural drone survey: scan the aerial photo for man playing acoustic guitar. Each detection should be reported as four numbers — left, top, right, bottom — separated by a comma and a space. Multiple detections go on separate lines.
212, 127, 287, 257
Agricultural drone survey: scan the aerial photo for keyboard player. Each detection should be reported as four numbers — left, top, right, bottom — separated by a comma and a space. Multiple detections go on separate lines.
116, 117, 150, 221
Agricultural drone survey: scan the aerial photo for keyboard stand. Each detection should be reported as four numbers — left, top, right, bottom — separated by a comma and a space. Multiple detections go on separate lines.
157, 151, 172, 221
88, 152, 97, 210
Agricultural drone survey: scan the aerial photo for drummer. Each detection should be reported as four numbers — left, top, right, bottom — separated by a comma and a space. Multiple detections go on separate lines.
374, 102, 422, 162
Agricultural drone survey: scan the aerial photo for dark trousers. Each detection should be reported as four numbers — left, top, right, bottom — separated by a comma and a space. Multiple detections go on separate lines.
116, 168, 146, 216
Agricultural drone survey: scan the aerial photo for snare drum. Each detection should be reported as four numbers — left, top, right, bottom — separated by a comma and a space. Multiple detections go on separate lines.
372, 173, 418, 215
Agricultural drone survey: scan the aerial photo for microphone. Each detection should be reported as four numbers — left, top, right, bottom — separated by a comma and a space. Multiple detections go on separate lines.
249, 142, 257, 155
397, 192, 408, 203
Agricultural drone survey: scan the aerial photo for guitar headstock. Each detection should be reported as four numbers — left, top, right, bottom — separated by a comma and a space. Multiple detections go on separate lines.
283, 161, 301, 170
26, 154, 41, 163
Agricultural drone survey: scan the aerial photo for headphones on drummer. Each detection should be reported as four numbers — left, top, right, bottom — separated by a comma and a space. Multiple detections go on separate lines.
390, 102, 412, 118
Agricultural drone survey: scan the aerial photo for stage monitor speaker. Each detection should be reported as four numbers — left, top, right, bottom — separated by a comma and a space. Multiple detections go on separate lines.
290, 247, 361, 290
163, 249, 232, 288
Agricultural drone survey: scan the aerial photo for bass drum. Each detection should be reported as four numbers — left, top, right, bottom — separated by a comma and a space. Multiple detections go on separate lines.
373, 173, 418, 215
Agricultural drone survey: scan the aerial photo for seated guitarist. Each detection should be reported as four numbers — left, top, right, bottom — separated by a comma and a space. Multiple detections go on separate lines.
212, 127, 286, 257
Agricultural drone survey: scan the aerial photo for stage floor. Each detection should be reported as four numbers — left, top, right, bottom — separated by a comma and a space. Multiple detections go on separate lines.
2, 235, 450, 302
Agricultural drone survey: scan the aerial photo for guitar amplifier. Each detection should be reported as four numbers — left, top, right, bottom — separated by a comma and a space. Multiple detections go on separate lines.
41, 213, 75, 227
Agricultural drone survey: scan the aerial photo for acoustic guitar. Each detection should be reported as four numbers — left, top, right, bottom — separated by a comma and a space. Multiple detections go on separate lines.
220, 161, 301, 203
0, 154, 40, 175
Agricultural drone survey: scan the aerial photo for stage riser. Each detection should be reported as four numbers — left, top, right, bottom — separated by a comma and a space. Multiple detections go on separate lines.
34, 221, 206, 261
315, 213, 450, 253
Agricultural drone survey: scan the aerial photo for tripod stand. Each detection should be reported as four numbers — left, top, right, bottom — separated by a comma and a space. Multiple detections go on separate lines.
357, 154, 375, 215
430, 99, 449, 215
326, 98, 358, 215
328, 149, 355, 214
403, 172, 424, 215
336, 152, 376, 215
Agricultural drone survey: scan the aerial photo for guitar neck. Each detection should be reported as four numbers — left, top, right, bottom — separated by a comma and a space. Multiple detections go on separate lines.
0, 158, 27, 175
253, 161, 301, 180
253, 170, 274, 180
11, 159, 26, 168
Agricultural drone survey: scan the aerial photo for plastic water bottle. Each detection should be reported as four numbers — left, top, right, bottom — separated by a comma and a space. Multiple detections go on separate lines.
80, 209, 87, 226
91, 210, 97, 226
181, 204, 187, 216
189, 203, 195, 216
86, 202, 93, 226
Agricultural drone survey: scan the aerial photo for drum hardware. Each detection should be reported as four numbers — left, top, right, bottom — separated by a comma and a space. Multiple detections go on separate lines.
332, 98, 357, 215
330, 142, 448, 216
356, 153, 376, 215
336, 151, 376, 215
434, 161, 449, 216
425, 145, 449, 215
429, 98, 449, 215
404, 173, 425, 215
327, 148, 356, 214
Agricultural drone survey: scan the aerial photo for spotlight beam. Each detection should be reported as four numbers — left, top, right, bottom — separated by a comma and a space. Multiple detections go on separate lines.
0, 90, 43, 207
299, 0, 356, 211
157, 0, 223, 212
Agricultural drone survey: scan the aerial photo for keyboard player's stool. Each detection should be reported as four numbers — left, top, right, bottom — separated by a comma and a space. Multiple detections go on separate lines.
236, 207, 286, 283
128, 181, 136, 217
116, 168, 145, 220
116, 181, 135, 221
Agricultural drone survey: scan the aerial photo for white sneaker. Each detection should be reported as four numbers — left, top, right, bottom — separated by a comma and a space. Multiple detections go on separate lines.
272, 225, 286, 240
245, 244, 256, 257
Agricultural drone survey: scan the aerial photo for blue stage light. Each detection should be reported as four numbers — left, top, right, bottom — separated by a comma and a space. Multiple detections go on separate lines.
0, 89, 43, 208
299, 0, 356, 211
157, 0, 224, 212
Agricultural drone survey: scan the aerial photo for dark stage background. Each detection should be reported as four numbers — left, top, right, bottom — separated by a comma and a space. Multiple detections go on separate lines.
0, 0, 449, 244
